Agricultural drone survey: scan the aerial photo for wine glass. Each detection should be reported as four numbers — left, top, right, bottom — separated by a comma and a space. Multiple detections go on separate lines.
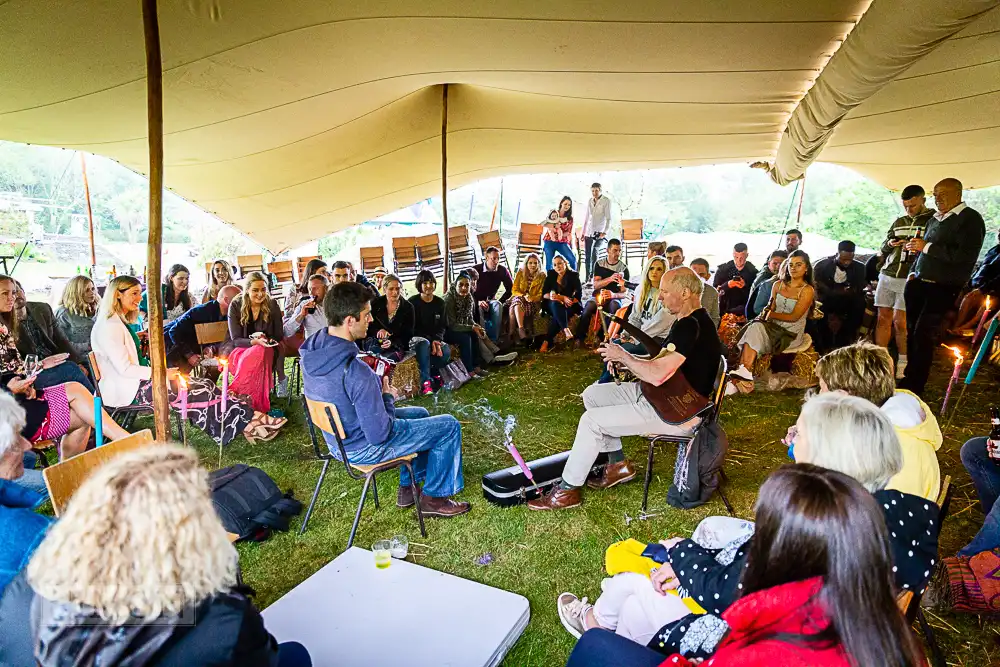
23, 354, 40, 377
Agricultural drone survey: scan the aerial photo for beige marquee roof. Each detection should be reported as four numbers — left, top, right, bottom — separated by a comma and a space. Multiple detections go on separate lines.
1, 0, 998, 251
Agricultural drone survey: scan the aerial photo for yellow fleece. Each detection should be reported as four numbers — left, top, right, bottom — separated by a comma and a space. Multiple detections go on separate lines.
605, 539, 707, 615
885, 390, 942, 502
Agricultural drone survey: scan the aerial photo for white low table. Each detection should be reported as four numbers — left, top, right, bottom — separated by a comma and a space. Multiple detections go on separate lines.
262, 546, 530, 667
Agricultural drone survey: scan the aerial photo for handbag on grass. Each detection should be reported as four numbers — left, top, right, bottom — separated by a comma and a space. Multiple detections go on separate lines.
439, 359, 472, 390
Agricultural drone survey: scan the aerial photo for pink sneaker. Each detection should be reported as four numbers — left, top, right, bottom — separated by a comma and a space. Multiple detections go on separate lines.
421, 380, 434, 395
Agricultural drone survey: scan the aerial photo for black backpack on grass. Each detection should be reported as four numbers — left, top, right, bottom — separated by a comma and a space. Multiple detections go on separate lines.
210, 464, 302, 542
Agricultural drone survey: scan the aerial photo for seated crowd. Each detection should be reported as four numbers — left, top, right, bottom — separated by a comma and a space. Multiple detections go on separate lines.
0, 175, 993, 666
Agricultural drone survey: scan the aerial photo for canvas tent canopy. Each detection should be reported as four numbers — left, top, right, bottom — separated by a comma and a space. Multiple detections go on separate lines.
1, 0, 998, 253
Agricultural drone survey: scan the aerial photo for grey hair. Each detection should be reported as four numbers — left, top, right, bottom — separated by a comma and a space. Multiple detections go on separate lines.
797, 392, 902, 492
666, 266, 704, 299
0, 392, 26, 460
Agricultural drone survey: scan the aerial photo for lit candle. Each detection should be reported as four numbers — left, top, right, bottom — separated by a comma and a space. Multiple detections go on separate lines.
939, 345, 964, 417
179, 375, 188, 421
94, 395, 104, 447
219, 358, 229, 422
971, 296, 992, 347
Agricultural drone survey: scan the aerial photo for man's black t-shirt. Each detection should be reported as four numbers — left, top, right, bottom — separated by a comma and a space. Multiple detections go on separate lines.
662, 307, 723, 398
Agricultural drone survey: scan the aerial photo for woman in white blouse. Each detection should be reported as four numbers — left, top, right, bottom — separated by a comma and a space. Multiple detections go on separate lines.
91, 276, 283, 444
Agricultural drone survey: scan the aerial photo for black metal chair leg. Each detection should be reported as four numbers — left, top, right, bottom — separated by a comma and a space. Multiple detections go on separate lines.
404, 462, 427, 538
299, 459, 331, 536
348, 476, 374, 549
916, 607, 946, 667
642, 438, 657, 513
717, 468, 736, 516
371, 475, 380, 509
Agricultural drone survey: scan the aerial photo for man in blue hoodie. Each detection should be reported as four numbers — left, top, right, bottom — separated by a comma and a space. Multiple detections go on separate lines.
301, 281, 470, 517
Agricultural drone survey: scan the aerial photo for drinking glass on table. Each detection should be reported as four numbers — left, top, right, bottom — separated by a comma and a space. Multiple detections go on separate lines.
390, 534, 409, 559
373, 540, 392, 569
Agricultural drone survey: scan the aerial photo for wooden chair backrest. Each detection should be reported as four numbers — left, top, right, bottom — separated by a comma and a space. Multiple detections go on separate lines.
393, 236, 419, 262
937, 474, 953, 521
267, 260, 295, 284
87, 350, 103, 395
237, 254, 266, 275
43, 429, 156, 516
621, 218, 644, 241
359, 247, 384, 273
196, 321, 229, 345
478, 230, 502, 253
205, 262, 215, 283
296, 255, 322, 282
449, 225, 471, 249
518, 223, 544, 246
305, 397, 347, 440
416, 234, 442, 260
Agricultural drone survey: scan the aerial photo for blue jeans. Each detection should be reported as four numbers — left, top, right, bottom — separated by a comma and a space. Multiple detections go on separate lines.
544, 240, 577, 272
411, 337, 451, 383
276, 641, 312, 667
959, 436, 1000, 556
35, 361, 93, 393
12, 468, 49, 500
545, 301, 582, 343
444, 330, 480, 372
347, 407, 464, 498
566, 629, 664, 667
481, 300, 502, 342
583, 235, 607, 281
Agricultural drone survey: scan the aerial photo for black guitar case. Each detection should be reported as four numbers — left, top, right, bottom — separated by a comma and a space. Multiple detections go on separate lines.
482, 451, 610, 507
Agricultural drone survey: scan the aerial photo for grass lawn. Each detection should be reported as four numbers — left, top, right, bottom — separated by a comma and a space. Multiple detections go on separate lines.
168, 345, 999, 666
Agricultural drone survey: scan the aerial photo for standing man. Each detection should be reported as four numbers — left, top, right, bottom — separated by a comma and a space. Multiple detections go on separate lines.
713, 243, 758, 316
665, 245, 685, 269
874, 185, 935, 379
785, 229, 803, 254
471, 246, 513, 343
901, 178, 987, 396
813, 241, 867, 351
582, 183, 613, 282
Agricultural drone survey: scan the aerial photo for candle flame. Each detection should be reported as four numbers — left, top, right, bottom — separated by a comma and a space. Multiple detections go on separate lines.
941, 344, 964, 364
987, 296, 992, 310
219, 357, 228, 367
179, 375, 188, 389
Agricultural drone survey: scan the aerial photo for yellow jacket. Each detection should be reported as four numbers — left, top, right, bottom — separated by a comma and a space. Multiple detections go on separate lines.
512, 270, 545, 302
884, 390, 942, 501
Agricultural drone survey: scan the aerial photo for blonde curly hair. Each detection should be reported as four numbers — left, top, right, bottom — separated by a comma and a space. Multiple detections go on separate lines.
27, 444, 237, 624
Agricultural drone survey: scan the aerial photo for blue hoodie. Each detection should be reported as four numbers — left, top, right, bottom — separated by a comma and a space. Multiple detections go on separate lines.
300, 329, 396, 453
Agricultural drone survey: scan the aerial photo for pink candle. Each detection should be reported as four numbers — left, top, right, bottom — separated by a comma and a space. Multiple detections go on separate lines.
179, 376, 189, 423
972, 296, 992, 347
939, 345, 963, 417
220, 358, 229, 422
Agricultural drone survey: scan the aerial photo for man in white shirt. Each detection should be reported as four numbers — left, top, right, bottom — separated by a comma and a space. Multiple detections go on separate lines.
582, 182, 613, 282
283, 274, 329, 340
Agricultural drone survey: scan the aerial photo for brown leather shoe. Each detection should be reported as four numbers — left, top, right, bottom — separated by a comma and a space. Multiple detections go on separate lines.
586, 460, 637, 490
397, 484, 420, 508
526, 486, 582, 511
539, 341, 551, 353
418, 494, 471, 517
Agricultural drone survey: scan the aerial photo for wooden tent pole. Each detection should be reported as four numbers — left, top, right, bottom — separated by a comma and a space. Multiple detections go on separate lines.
441, 83, 450, 291
795, 172, 807, 224
141, 0, 171, 440
79, 153, 97, 269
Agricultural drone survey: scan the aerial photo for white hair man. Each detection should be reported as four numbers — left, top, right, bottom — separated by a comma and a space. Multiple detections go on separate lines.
529, 268, 723, 511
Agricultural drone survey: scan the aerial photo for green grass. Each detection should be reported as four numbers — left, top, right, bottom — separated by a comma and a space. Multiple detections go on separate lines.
169, 346, 1000, 665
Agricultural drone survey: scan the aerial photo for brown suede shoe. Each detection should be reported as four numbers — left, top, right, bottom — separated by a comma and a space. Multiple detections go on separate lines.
586, 460, 637, 490
418, 495, 471, 517
526, 486, 582, 511
397, 484, 420, 508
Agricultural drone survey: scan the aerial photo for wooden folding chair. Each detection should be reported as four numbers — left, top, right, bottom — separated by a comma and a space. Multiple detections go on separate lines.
621, 218, 646, 268
236, 254, 266, 278
516, 223, 544, 270
296, 255, 323, 283
359, 247, 384, 276
416, 233, 445, 278
392, 236, 421, 282
477, 230, 510, 271
43, 429, 155, 515
195, 321, 229, 348
642, 356, 732, 515
88, 352, 184, 438
301, 397, 426, 547
448, 225, 478, 280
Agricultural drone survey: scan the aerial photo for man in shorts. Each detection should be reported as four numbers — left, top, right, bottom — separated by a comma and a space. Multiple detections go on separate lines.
875, 184, 935, 379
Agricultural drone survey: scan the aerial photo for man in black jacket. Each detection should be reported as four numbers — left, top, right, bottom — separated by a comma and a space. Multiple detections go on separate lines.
164, 284, 241, 372
712, 243, 757, 316
813, 241, 867, 351
901, 178, 987, 395
13, 282, 93, 392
